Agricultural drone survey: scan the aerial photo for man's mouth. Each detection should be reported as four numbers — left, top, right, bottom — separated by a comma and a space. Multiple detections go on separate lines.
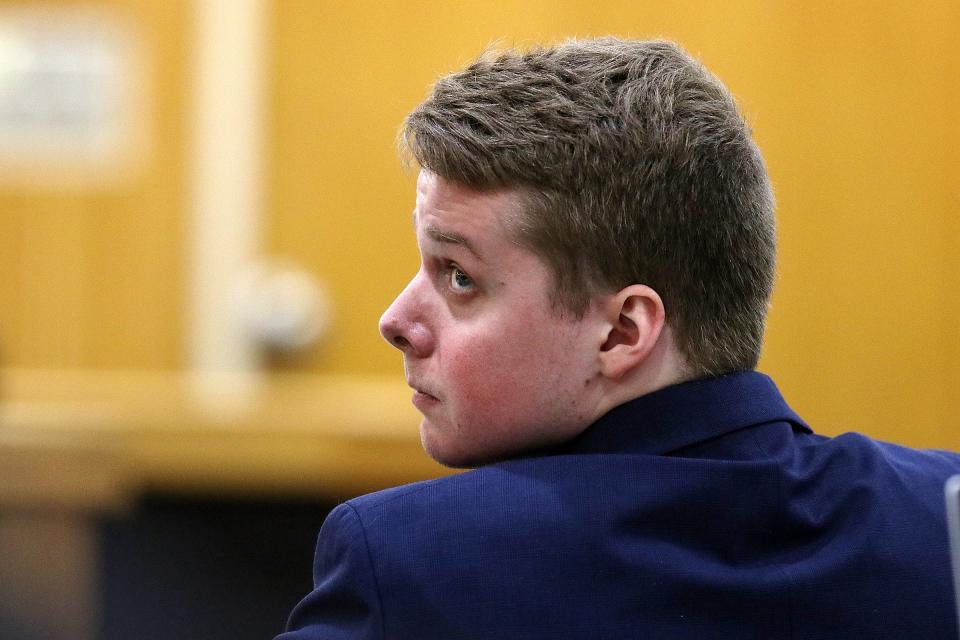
407, 379, 438, 399
408, 381, 440, 410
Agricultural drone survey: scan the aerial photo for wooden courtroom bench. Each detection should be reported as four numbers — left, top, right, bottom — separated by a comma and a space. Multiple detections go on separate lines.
0, 368, 447, 640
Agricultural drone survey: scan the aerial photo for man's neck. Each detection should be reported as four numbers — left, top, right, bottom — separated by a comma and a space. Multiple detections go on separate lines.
593, 327, 690, 421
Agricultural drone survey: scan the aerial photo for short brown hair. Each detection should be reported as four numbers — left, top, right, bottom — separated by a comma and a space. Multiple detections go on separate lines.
401, 38, 776, 377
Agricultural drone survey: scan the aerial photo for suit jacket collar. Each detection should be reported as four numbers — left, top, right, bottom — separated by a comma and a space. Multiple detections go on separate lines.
558, 371, 810, 456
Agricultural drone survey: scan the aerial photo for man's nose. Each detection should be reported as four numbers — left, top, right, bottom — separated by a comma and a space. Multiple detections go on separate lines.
379, 275, 433, 357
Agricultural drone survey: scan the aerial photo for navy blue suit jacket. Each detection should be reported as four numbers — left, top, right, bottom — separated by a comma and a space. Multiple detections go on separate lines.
278, 372, 960, 639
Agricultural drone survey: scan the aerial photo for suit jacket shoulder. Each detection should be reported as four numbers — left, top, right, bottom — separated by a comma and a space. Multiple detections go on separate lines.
279, 373, 960, 639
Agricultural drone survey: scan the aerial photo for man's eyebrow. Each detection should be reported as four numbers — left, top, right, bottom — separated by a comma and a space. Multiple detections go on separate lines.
423, 223, 483, 261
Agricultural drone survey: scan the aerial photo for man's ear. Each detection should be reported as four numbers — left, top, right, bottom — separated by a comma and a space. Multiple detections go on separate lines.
597, 284, 666, 380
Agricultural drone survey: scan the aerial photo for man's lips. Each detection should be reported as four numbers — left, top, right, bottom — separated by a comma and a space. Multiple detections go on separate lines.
408, 382, 440, 411
407, 379, 438, 398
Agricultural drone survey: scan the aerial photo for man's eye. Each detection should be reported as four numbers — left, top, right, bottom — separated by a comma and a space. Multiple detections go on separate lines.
449, 266, 474, 292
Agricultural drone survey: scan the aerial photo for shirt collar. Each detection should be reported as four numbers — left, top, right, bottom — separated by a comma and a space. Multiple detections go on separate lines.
558, 371, 810, 456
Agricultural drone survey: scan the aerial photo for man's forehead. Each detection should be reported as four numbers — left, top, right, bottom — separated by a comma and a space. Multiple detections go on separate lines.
412, 208, 485, 262
413, 171, 525, 238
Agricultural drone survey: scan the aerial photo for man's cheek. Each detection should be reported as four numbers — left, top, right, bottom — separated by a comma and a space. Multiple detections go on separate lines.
448, 371, 510, 426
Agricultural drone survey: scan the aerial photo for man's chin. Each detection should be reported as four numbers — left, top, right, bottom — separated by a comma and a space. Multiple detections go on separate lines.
420, 422, 468, 468
419, 419, 521, 469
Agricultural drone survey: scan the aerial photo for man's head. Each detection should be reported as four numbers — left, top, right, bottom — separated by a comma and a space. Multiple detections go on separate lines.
400, 37, 775, 377
380, 38, 776, 467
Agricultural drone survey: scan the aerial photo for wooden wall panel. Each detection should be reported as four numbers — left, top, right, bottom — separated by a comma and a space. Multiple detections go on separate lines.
0, 1, 187, 369
760, 2, 960, 448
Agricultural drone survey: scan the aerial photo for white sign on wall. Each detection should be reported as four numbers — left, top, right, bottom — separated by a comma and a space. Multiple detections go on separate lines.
0, 8, 146, 187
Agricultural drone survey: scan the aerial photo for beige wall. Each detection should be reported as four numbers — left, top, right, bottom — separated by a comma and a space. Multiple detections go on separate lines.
2, 1, 958, 448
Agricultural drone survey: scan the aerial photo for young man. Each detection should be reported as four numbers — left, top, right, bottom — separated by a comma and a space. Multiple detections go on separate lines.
278, 39, 960, 639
